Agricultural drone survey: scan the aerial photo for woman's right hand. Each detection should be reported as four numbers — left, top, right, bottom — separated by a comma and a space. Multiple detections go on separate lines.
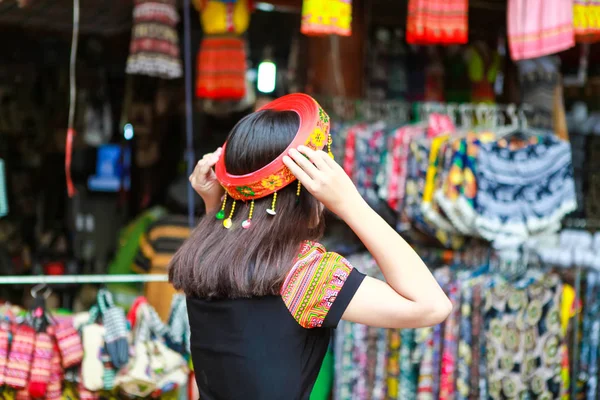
283, 145, 365, 218
190, 148, 224, 212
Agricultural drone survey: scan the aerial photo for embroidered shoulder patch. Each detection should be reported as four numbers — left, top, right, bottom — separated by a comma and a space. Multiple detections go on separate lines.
281, 244, 353, 329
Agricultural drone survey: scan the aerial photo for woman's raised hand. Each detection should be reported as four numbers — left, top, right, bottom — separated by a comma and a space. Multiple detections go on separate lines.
190, 148, 224, 212
283, 145, 364, 217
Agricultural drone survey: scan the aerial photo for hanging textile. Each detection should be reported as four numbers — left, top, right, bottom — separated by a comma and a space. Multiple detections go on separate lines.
516, 56, 561, 130
475, 135, 577, 249
126, 0, 183, 79
301, 0, 352, 37
406, 0, 469, 45
573, 0, 600, 43
332, 253, 581, 400
193, 0, 251, 100
507, 0, 574, 61
330, 105, 577, 250
0, 292, 193, 399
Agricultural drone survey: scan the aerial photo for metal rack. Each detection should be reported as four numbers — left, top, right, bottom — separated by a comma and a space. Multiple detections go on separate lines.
0, 274, 168, 285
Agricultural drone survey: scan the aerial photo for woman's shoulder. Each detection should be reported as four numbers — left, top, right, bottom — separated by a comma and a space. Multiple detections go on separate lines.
283, 241, 353, 284
280, 241, 364, 329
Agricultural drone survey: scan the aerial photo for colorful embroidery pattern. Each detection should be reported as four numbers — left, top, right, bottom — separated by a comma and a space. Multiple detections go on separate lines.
281, 242, 353, 329
573, 0, 600, 42
301, 0, 352, 37
406, 0, 469, 45
222, 104, 331, 201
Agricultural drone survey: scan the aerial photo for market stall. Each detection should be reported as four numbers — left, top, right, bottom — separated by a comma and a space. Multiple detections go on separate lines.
0, 0, 599, 398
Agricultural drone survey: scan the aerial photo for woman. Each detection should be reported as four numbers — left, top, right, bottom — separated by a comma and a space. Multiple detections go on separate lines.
169, 94, 451, 399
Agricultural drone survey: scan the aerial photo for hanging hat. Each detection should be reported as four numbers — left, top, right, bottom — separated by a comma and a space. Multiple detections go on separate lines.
214, 93, 332, 229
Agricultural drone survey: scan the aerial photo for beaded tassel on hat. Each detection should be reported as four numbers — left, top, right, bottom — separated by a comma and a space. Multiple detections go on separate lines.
327, 133, 334, 159
223, 201, 236, 229
242, 200, 254, 229
216, 195, 227, 220
266, 192, 277, 215
296, 180, 302, 203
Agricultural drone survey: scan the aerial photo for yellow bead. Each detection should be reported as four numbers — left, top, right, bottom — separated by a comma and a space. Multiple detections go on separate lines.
223, 218, 233, 229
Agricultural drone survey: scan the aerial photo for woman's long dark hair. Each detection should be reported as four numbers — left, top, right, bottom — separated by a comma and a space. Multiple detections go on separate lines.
169, 110, 325, 298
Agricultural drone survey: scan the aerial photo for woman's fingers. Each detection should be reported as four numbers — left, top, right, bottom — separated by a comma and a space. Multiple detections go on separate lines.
283, 155, 314, 185
322, 149, 339, 169
288, 148, 320, 179
190, 148, 222, 182
297, 146, 331, 171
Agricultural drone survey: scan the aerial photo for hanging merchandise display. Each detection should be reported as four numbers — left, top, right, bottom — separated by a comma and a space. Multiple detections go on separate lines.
327, 100, 577, 250
406, 0, 469, 45
507, 0, 575, 61
0, 288, 192, 399
300, 0, 352, 37
126, 0, 183, 79
573, 0, 600, 43
332, 254, 585, 400
193, 0, 252, 100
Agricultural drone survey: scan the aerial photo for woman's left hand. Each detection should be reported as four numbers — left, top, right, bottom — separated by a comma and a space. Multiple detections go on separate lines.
190, 148, 224, 212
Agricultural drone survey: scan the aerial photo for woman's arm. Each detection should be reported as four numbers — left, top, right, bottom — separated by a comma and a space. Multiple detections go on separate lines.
340, 202, 452, 328
283, 146, 452, 329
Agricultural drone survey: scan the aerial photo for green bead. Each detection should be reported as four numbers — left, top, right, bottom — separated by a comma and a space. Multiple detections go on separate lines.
216, 210, 225, 220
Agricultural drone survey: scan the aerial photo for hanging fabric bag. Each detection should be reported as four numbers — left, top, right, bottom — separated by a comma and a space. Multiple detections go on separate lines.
97, 289, 129, 369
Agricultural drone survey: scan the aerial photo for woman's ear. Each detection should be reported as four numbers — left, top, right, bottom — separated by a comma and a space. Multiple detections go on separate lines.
310, 203, 325, 228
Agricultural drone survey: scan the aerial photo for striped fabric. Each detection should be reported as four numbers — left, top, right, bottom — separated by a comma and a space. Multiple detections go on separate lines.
5, 326, 36, 389
45, 343, 63, 400
28, 332, 54, 398
196, 36, 247, 100
281, 242, 354, 329
54, 323, 84, 368
126, 0, 182, 79
97, 290, 129, 369
406, 0, 469, 45
508, 0, 574, 61
101, 348, 116, 390
0, 329, 7, 385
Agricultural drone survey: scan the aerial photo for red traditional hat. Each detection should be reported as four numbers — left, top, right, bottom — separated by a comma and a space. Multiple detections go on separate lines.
213, 93, 331, 229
